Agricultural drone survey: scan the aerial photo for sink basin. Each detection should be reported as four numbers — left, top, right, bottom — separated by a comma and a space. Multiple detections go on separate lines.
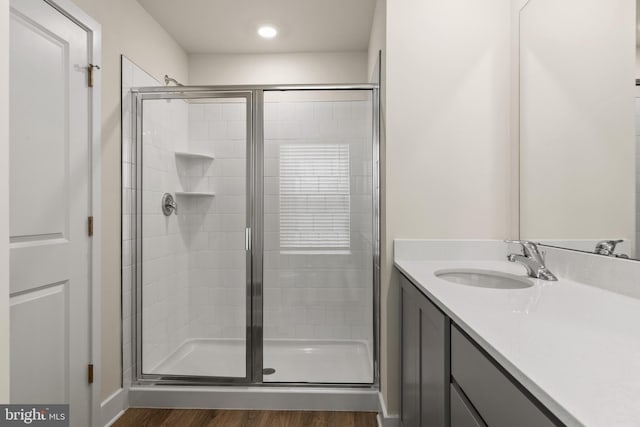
434, 269, 533, 289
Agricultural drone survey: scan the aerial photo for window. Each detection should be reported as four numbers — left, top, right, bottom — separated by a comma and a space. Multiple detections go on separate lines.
279, 144, 350, 250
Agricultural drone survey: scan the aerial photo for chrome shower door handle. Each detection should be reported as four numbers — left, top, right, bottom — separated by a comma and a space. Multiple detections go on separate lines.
245, 227, 251, 251
162, 193, 178, 216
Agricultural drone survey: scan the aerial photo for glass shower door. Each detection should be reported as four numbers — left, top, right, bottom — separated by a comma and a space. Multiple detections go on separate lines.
261, 89, 375, 384
135, 91, 252, 381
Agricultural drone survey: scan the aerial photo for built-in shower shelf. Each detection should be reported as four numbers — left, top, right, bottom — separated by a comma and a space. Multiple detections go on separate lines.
175, 191, 215, 197
174, 151, 215, 160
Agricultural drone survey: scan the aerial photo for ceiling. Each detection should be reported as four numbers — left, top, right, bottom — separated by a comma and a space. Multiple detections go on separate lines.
137, 0, 377, 54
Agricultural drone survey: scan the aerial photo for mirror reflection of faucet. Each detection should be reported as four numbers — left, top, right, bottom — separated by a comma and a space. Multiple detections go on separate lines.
594, 240, 628, 258
161, 193, 178, 216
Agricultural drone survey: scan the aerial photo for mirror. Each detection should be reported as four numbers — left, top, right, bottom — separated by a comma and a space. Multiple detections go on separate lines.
518, 0, 638, 259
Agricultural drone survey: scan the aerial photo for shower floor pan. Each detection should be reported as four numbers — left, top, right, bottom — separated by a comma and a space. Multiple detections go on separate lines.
147, 338, 373, 384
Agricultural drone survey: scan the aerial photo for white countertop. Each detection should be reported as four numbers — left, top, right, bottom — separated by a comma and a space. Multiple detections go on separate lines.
395, 255, 640, 427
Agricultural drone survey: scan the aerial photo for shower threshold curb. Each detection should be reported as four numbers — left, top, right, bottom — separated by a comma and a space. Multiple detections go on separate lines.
128, 385, 379, 412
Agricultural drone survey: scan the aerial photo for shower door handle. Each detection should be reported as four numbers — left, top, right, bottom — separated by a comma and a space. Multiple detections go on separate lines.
245, 227, 251, 251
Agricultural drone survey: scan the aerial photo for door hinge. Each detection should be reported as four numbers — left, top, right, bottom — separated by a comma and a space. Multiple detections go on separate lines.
87, 64, 100, 88
87, 364, 94, 384
88, 216, 94, 236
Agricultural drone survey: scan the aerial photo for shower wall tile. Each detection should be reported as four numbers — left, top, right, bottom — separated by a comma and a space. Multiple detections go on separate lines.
121, 57, 158, 387
186, 100, 247, 341
122, 57, 190, 380
262, 99, 374, 344
140, 96, 190, 372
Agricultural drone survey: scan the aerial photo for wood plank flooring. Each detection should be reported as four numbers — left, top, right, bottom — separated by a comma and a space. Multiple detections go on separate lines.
112, 409, 379, 427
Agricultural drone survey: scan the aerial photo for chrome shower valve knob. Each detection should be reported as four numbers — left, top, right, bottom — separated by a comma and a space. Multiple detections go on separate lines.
162, 193, 178, 216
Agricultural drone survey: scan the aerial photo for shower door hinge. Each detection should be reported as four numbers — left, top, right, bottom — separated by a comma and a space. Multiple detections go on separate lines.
87, 216, 94, 236
87, 364, 94, 384
87, 64, 100, 88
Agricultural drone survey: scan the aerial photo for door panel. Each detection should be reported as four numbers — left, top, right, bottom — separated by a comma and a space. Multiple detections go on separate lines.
9, 9, 68, 239
10, 243, 69, 294
9, 0, 91, 425
10, 284, 68, 403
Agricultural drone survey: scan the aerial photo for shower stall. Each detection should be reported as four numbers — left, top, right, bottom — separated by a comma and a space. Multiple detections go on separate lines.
127, 83, 379, 388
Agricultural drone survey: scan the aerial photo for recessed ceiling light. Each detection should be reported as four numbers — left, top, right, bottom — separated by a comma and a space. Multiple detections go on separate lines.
258, 25, 277, 39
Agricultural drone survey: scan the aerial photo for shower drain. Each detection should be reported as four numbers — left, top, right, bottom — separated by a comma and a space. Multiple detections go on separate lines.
262, 368, 276, 375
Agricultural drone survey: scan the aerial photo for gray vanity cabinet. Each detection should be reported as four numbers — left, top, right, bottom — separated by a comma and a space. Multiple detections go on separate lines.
450, 327, 558, 427
450, 384, 485, 427
399, 273, 564, 427
400, 275, 449, 427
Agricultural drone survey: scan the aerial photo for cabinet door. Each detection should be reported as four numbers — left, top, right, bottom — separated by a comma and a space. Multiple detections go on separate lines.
451, 384, 486, 427
402, 283, 421, 427
419, 289, 447, 426
400, 274, 448, 427
451, 327, 559, 427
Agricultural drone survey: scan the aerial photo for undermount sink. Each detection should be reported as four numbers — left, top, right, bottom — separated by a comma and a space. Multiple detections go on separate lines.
434, 269, 533, 289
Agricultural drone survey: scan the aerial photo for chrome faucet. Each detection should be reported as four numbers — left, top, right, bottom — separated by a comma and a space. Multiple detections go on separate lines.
594, 240, 628, 258
505, 240, 558, 281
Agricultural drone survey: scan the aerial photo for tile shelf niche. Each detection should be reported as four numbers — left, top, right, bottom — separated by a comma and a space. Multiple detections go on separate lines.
175, 151, 216, 197
174, 151, 215, 160
175, 191, 215, 197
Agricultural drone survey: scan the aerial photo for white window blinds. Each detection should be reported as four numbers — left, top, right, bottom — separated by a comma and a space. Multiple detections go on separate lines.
279, 144, 350, 249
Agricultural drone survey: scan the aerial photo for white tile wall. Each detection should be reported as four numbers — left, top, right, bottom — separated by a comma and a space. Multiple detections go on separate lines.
122, 58, 191, 379
263, 99, 374, 345
122, 57, 159, 385
185, 100, 247, 341
140, 97, 190, 372
184, 98, 374, 346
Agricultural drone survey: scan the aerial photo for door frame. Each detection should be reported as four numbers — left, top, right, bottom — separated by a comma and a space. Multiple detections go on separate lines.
38, 0, 102, 425
131, 89, 256, 384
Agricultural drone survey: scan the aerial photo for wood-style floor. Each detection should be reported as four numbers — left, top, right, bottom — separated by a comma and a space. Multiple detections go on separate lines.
112, 408, 379, 427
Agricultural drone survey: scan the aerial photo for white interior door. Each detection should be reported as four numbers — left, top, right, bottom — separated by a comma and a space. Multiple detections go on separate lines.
9, 0, 92, 425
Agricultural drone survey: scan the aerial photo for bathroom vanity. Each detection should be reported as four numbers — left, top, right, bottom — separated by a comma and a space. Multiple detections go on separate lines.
395, 240, 640, 427
400, 274, 560, 427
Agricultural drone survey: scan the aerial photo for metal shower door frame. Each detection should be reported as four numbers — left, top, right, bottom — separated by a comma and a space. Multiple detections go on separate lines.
130, 84, 380, 389
131, 89, 256, 385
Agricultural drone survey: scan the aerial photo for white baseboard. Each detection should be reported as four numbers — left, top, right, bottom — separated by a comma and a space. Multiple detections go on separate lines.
377, 392, 400, 427
101, 388, 128, 427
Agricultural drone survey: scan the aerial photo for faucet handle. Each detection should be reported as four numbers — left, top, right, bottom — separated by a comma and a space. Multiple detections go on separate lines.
504, 240, 541, 257
161, 193, 178, 216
